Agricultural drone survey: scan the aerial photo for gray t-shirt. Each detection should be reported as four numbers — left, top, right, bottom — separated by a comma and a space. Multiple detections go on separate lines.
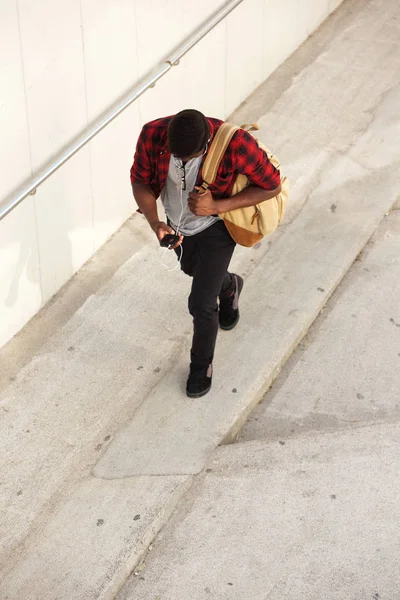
160, 155, 219, 236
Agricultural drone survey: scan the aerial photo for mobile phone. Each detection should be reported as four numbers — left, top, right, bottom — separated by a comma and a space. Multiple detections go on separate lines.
160, 234, 180, 247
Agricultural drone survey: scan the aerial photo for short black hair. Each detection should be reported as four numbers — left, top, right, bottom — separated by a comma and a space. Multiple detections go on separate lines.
168, 109, 210, 158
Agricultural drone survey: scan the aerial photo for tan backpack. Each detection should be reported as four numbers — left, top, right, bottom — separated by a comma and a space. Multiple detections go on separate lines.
199, 123, 289, 247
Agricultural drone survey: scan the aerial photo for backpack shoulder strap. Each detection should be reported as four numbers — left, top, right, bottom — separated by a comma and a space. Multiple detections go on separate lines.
240, 123, 259, 132
200, 123, 240, 191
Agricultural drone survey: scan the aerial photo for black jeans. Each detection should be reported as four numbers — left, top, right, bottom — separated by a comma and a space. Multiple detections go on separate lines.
175, 220, 236, 368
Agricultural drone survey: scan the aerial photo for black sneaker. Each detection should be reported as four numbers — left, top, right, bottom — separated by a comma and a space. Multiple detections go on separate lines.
186, 364, 213, 398
219, 274, 244, 330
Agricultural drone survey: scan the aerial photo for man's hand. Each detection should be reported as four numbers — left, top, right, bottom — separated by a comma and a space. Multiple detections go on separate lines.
188, 189, 221, 216
151, 221, 183, 249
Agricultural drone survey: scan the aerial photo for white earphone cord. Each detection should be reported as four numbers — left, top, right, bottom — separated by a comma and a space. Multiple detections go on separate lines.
161, 137, 211, 271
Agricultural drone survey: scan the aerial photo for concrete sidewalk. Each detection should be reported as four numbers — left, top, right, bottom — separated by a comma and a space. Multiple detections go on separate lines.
119, 422, 400, 600
240, 213, 400, 445
1, 0, 400, 597
117, 212, 400, 600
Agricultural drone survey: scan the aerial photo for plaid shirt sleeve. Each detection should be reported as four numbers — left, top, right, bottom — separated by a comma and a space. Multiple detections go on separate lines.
130, 124, 152, 185
230, 129, 281, 190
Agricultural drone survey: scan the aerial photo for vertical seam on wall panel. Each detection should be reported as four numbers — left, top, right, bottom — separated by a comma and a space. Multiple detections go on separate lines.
79, 0, 95, 253
224, 17, 228, 118
16, 0, 43, 304
133, 0, 142, 125
263, 0, 267, 82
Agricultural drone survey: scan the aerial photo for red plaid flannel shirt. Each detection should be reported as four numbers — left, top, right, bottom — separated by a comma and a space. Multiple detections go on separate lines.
130, 116, 281, 200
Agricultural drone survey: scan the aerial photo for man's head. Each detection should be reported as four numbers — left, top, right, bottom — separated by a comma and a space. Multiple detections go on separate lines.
168, 109, 210, 161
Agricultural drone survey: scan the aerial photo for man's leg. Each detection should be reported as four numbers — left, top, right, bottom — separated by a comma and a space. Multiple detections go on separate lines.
175, 221, 236, 396
219, 271, 244, 330
188, 221, 236, 368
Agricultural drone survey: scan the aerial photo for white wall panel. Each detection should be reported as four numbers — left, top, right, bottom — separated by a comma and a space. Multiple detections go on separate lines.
138, 62, 185, 125
80, 0, 140, 250
226, 0, 265, 116
90, 108, 140, 251
178, 1, 227, 119
180, 22, 227, 120
297, 0, 331, 40
134, 0, 173, 76
137, 1, 229, 123
0, 1, 31, 201
18, 0, 87, 169
135, 0, 192, 79
0, 199, 41, 347
136, 0, 229, 123
329, 0, 345, 13
81, 0, 138, 119
139, 20, 227, 125
34, 149, 93, 304
262, 0, 302, 81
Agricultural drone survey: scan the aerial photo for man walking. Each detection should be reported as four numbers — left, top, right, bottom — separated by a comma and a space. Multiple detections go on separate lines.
131, 109, 281, 398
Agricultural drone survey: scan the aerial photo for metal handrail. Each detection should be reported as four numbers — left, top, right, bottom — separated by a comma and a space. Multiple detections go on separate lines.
0, 0, 243, 222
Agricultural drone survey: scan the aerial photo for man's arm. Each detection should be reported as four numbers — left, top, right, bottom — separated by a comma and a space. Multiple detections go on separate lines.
188, 183, 281, 215
132, 183, 183, 249
188, 128, 281, 216
131, 182, 159, 229
218, 183, 281, 211
131, 125, 182, 248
